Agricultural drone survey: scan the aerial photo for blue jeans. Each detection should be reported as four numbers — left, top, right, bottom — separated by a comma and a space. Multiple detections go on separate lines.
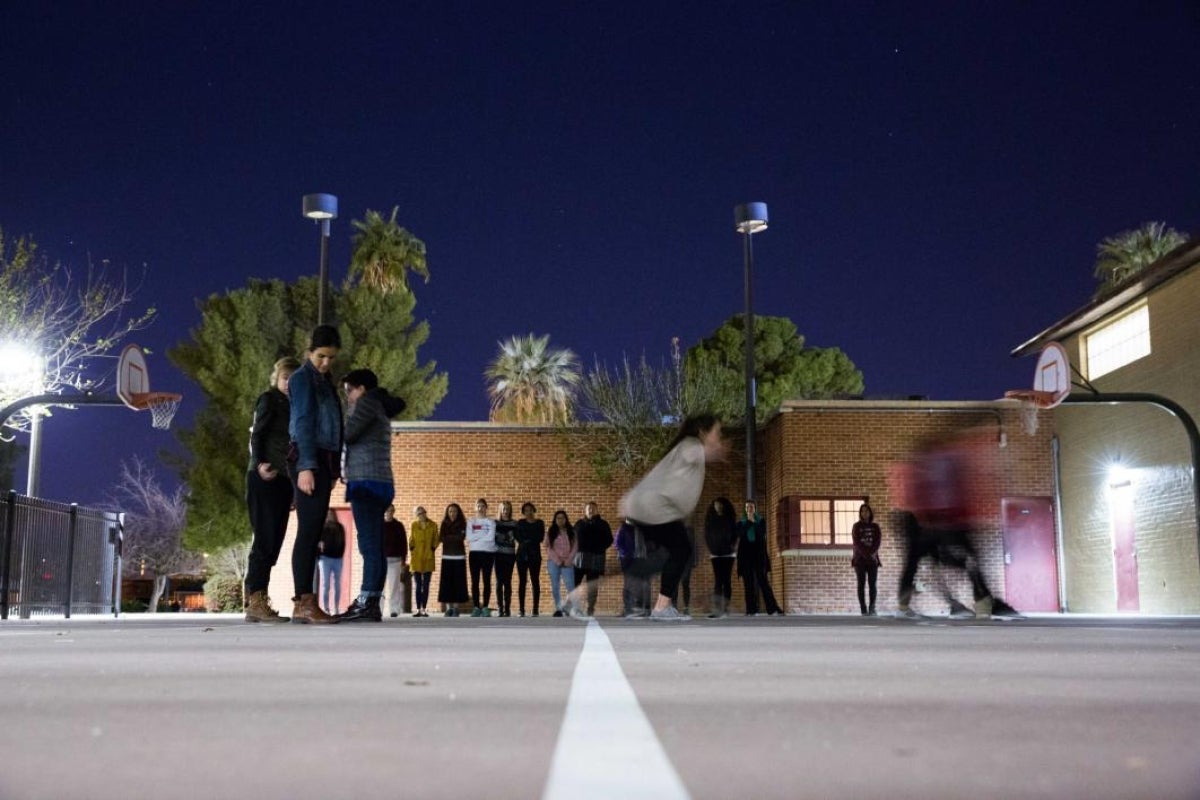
318, 556, 343, 613
349, 485, 394, 597
546, 560, 576, 610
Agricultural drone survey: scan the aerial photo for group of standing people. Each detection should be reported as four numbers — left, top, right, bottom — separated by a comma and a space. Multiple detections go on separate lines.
245, 326, 854, 623
431, 499, 614, 618
243, 324, 406, 625
700, 498, 785, 617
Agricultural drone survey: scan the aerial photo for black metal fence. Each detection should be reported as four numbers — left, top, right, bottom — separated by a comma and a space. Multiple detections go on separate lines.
0, 490, 122, 620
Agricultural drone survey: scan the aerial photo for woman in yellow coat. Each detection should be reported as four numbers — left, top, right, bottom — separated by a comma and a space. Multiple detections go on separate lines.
407, 506, 439, 617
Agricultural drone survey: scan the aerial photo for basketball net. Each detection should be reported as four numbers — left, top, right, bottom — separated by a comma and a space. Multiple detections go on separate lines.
133, 392, 183, 430
1003, 389, 1057, 437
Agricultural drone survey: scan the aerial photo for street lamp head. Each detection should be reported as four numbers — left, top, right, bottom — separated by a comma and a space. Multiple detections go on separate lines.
302, 193, 338, 220
734, 202, 768, 234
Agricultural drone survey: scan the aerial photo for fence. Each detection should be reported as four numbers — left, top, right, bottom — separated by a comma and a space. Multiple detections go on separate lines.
0, 490, 122, 620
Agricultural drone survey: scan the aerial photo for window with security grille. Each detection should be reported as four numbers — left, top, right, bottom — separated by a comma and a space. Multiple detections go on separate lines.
1085, 303, 1151, 380
775, 496, 865, 550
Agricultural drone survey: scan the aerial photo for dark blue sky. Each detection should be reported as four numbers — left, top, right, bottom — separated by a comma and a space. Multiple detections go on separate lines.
2, 2, 1198, 506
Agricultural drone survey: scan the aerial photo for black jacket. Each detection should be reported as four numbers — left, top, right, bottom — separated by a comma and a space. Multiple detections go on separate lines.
574, 515, 613, 555
248, 387, 291, 473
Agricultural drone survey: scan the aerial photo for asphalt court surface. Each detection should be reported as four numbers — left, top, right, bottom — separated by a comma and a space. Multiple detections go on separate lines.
2, 613, 1198, 799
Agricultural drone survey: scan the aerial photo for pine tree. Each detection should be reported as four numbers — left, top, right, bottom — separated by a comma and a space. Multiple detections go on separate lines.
168, 277, 446, 552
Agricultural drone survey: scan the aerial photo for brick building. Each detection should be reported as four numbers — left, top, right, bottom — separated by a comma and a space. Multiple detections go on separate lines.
1013, 238, 1200, 613
267, 400, 1054, 616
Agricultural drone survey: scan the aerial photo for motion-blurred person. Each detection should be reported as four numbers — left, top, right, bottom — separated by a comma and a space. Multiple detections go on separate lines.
851, 502, 881, 616
546, 510, 577, 617
570, 502, 612, 618
408, 506, 438, 617
668, 524, 697, 615
515, 502, 545, 617
620, 414, 726, 621
244, 356, 300, 624
288, 324, 343, 624
615, 518, 651, 618
493, 501, 517, 617
381, 506, 409, 618
736, 500, 783, 616
895, 432, 1015, 618
467, 498, 497, 617
438, 503, 468, 617
704, 497, 737, 618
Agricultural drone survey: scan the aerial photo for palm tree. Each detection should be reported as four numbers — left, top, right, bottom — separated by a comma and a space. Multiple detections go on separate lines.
486, 334, 581, 424
349, 207, 429, 294
1093, 221, 1188, 297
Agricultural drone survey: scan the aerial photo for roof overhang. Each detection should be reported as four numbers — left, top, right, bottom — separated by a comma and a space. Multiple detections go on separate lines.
1011, 238, 1200, 358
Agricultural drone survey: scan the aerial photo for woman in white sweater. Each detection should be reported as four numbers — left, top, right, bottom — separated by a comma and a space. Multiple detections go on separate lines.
466, 498, 497, 617
620, 414, 725, 621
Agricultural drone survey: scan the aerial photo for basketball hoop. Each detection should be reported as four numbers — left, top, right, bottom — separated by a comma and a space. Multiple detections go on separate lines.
132, 392, 183, 430
1006, 342, 1071, 436
1004, 389, 1058, 436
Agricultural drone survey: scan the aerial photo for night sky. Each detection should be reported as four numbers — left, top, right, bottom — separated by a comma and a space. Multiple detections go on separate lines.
2, 2, 1198, 507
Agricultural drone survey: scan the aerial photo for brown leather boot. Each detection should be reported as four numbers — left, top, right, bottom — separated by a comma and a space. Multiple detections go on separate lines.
244, 590, 290, 624
291, 593, 338, 624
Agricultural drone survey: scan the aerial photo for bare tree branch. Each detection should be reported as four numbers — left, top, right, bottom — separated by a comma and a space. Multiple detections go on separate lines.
0, 230, 155, 435
107, 457, 199, 611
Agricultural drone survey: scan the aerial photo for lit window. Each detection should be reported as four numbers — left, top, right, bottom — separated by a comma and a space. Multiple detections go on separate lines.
776, 497, 863, 549
1085, 303, 1150, 380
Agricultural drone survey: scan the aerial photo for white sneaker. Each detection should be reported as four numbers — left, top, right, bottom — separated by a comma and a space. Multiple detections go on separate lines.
566, 601, 592, 620
650, 606, 691, 621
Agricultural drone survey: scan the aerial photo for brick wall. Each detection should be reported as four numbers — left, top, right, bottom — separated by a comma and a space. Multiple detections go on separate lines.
268, 403, 1056, 616
762, 401, 1055, 614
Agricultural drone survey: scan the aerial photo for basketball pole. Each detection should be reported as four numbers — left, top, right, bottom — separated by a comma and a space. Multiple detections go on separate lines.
1061, 392, 1200, 574
1, 393, 129, 497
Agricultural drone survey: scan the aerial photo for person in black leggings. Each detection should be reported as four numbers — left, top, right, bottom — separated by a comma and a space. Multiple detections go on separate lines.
851, 503, 881, 616
704, 497, 737, 618
514, 502, 544, 616
287, 325, 343, 625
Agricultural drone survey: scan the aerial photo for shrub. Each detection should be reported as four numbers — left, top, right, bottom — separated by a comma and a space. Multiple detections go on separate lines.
203, 573, 243, 612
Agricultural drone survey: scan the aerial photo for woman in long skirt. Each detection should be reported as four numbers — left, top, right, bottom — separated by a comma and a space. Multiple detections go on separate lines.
437, 503, 469, 616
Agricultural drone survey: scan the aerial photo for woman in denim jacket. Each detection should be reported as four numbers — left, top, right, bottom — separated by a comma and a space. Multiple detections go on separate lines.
287, 324, 344, 624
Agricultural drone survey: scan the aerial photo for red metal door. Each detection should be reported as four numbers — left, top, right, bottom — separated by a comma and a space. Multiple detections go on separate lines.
1109, 483, 1140, 612
1001, 497, 1059, 612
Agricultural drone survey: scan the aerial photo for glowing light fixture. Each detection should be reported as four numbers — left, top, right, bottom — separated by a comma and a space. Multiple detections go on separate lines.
1108, 462, 1132, 489
302, 193, 339, 324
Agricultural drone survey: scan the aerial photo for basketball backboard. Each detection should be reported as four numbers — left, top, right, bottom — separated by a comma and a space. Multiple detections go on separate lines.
116, 344, 149, 409
1031, 342, 1071, 407
1005, 341, 1071, 412
117, 344, 182, 429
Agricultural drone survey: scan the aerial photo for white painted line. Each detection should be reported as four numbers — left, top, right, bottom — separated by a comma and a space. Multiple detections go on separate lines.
543, 620, 690, 800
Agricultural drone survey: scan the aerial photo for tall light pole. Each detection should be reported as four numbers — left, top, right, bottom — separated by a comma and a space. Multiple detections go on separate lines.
302, 193, 339, 325
0, 343, 45, 496
734, 202, 768, 502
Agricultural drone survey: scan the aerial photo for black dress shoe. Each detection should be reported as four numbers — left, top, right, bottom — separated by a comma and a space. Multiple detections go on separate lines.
338, 597, 382, 623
